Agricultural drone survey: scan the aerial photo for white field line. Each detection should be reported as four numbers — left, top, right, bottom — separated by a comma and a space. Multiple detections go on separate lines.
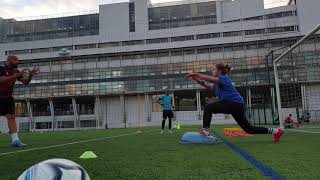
0, 129, 158, 157
286, 129, 320, 134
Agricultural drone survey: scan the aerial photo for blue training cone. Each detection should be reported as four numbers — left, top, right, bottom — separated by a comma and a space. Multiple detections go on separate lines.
180, 132, 221, 145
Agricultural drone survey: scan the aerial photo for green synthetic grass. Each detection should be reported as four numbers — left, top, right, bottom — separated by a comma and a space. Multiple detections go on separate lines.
0, 126, 319, 180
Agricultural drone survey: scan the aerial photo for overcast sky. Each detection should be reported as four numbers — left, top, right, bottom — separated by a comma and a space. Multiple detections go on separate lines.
0, 0, 288, 19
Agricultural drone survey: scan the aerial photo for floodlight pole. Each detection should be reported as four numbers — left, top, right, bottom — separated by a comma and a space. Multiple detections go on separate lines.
273, 24, 320, 128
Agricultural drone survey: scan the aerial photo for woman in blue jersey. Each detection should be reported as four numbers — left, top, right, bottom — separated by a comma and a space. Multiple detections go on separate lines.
186, 63, 284, 142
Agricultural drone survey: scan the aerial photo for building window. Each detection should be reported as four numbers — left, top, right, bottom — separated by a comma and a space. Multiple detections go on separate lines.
244, 16, 263, 21
148, 1, 217, 30
129, 2, 135, 32
57, 121, 74, 128
15, 101, 28, 117
31, 48, 52, 54
223, 31, 242, 37
267, 26, 295, 34
174, 91, 197, 111
211, 47, 222, 53
76, 97, 95, 115
197, 48, 210, 54
200, 91, 218, 110
53, 98, 74, 116
75, 44, 96, 50
197, 33, 220, 39
145, 52, 157, 58
80, 120, 96, 127
122, 40, 144, 46
246, 42, 258, 50
224, 45, 233, 52
184, 49, 195, 55
266, 12, 283, 19
284, 26, 295, 32
31, 99, 51, 116
171, 35, 194, 42
266, 11, 296, 19
171, 49, 183, 56
53, 46, 73, 52
146, 38, 169, 44
98, 42, 121, 48
8, 49, 29, 55
2, 13, 99, 43
245, 29, 265, 36
36, 122, 52, 129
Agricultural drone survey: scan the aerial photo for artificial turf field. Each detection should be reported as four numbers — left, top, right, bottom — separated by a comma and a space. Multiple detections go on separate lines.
0, 125, 320, 180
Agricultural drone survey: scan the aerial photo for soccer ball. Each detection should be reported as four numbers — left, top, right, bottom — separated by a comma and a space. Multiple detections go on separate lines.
18, 158, 90, 180
20, 68, 31, 81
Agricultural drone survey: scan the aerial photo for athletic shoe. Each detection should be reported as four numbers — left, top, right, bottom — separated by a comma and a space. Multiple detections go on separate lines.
160, 130, 164, 134
12, 140, 27, 147
199, 131, 206, 136
199, 130, 211, 136
273, 129, 284, 143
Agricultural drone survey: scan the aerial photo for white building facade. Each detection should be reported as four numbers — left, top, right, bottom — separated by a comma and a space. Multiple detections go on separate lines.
0, 0, 320, 132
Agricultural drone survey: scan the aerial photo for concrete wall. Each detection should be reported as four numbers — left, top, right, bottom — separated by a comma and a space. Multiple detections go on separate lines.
105, 97, 125, 128
99, 2, 130, 42
132, 0, 149, 35
296, 0, 320, 34
221, 0, 265, 22
125, 95, 148, 127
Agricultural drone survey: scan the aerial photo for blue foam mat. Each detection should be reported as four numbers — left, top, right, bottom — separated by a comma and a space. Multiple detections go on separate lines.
180, 132, 222, 145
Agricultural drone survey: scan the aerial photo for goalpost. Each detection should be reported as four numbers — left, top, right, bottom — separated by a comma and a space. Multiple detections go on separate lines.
274, 24, 320, 128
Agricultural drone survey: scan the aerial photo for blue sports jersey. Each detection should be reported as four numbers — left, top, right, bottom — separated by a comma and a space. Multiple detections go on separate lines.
213, 75, 244, 104
160, 95, 173, 110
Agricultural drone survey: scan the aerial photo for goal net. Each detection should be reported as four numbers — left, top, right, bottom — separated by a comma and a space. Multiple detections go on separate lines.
274, 24, 320, 128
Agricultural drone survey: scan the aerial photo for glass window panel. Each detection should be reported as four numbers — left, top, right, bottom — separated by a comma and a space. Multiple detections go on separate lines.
174, 91, 197, 111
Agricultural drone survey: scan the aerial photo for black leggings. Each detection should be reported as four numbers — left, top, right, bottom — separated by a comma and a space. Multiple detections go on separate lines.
203, 102, 269, 134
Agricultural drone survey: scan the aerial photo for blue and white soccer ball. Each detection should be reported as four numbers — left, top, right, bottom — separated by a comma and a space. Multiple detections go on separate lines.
18, 158, 90, 180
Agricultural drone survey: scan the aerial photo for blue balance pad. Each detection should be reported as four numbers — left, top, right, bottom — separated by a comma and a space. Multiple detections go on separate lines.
180, 132, 221, 145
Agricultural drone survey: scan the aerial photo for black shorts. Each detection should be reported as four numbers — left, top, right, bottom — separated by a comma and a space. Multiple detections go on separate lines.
163, 110, 174, 119
0, 98, 15, 116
